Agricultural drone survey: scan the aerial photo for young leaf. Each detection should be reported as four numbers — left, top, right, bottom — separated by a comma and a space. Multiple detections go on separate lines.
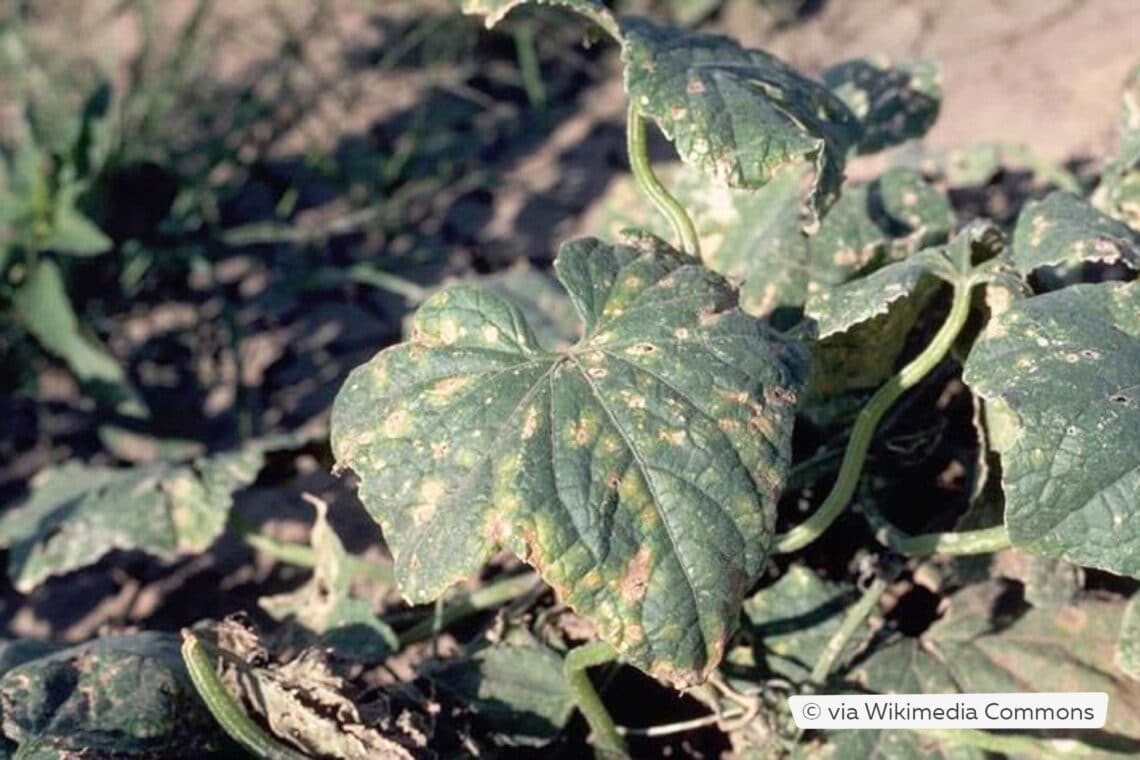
822, 57, 941, 154
1012, 191, 1139, 281
621, 17, 860, 228
10, 260, 132, 392
830, 582, 1140, 757
0, 633, 226, 757
0, 450, 264, 591
964, 281, 1140, 578
46, 194, 113, 256
332, 234, 807, 686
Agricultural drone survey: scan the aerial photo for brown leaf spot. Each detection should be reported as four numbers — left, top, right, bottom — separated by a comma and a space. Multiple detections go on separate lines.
619, 547, 653, 605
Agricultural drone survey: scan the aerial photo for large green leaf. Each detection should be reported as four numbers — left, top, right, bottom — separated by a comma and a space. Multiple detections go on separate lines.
332, 234, 806, 685
0, 633, 225, 757
964, 281, 1140, 577
1011, 191, 1139, 280
830, 582, 1140, 758
822, 57, 941, 154
0, 450, 265, 591
621, 17, 859, 228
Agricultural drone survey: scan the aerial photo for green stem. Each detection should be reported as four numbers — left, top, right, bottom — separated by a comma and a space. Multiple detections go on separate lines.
180, 631, 309, 760
626, 104, 700, 258
810, 577, 887, 685
397, 572, 540, 647
863, 506, 1012, 555
774, 279, 974, 554
565, 641, 628, 757
229, 514, 395, 584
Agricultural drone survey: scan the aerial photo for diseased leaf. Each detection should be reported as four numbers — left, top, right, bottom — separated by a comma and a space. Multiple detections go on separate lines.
1095, 133, 1140, 231
0, 450, 265, 592
964, 281, 1140, 578
1012, 191, 1139, 281
584, 164, 953, 333
1093, 64, 1140, 230
433, 638, 574, 747
806, 222, 1002, 340
810, 166, 955, 288
260, 497, 398, 663
333, 234, 807, 686
0, 633, 226, 757
829, 582, 1140, 758
1118, 594, 1140, 681
621, 17, 860, 228
417, 263, 581, 350
741, 565, 861, 683
822, 57, 941, 154
460, 0, 620, 38
193, 619, 425, 759
991, 549, 1084, 609
582, 163, 811, 324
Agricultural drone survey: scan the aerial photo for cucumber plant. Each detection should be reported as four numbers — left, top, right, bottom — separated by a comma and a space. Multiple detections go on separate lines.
327, 1, 1140, 755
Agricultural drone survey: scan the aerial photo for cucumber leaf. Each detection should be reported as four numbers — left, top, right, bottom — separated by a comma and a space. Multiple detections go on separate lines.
332, 234, 806, 685
0, 450, 266, 591
1093, 63, 1140, 230
621, 17, 859, 228
432, 638, 575, 747
0, 633, 225, 757
964, 281, 1140, 578
822, 57, 941, 154
806, 221, 1002, 340
1012, 191, 1139, 280
742, 565, 862, 683
829, 581, 1140, 757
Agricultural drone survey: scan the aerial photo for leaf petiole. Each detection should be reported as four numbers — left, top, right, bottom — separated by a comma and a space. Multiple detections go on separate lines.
626, 104, 701, 258
862, 505, 1012, 555
565, 641, 628, 757
809, 575, 888, 685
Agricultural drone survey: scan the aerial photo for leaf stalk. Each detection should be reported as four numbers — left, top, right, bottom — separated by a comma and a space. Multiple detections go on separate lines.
626, 104, 701, 258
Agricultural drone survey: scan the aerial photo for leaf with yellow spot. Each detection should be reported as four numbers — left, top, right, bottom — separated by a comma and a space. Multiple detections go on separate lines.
332, 234, 807, 686
1011, 191, 1139, 286
964, 280, 1140, 578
